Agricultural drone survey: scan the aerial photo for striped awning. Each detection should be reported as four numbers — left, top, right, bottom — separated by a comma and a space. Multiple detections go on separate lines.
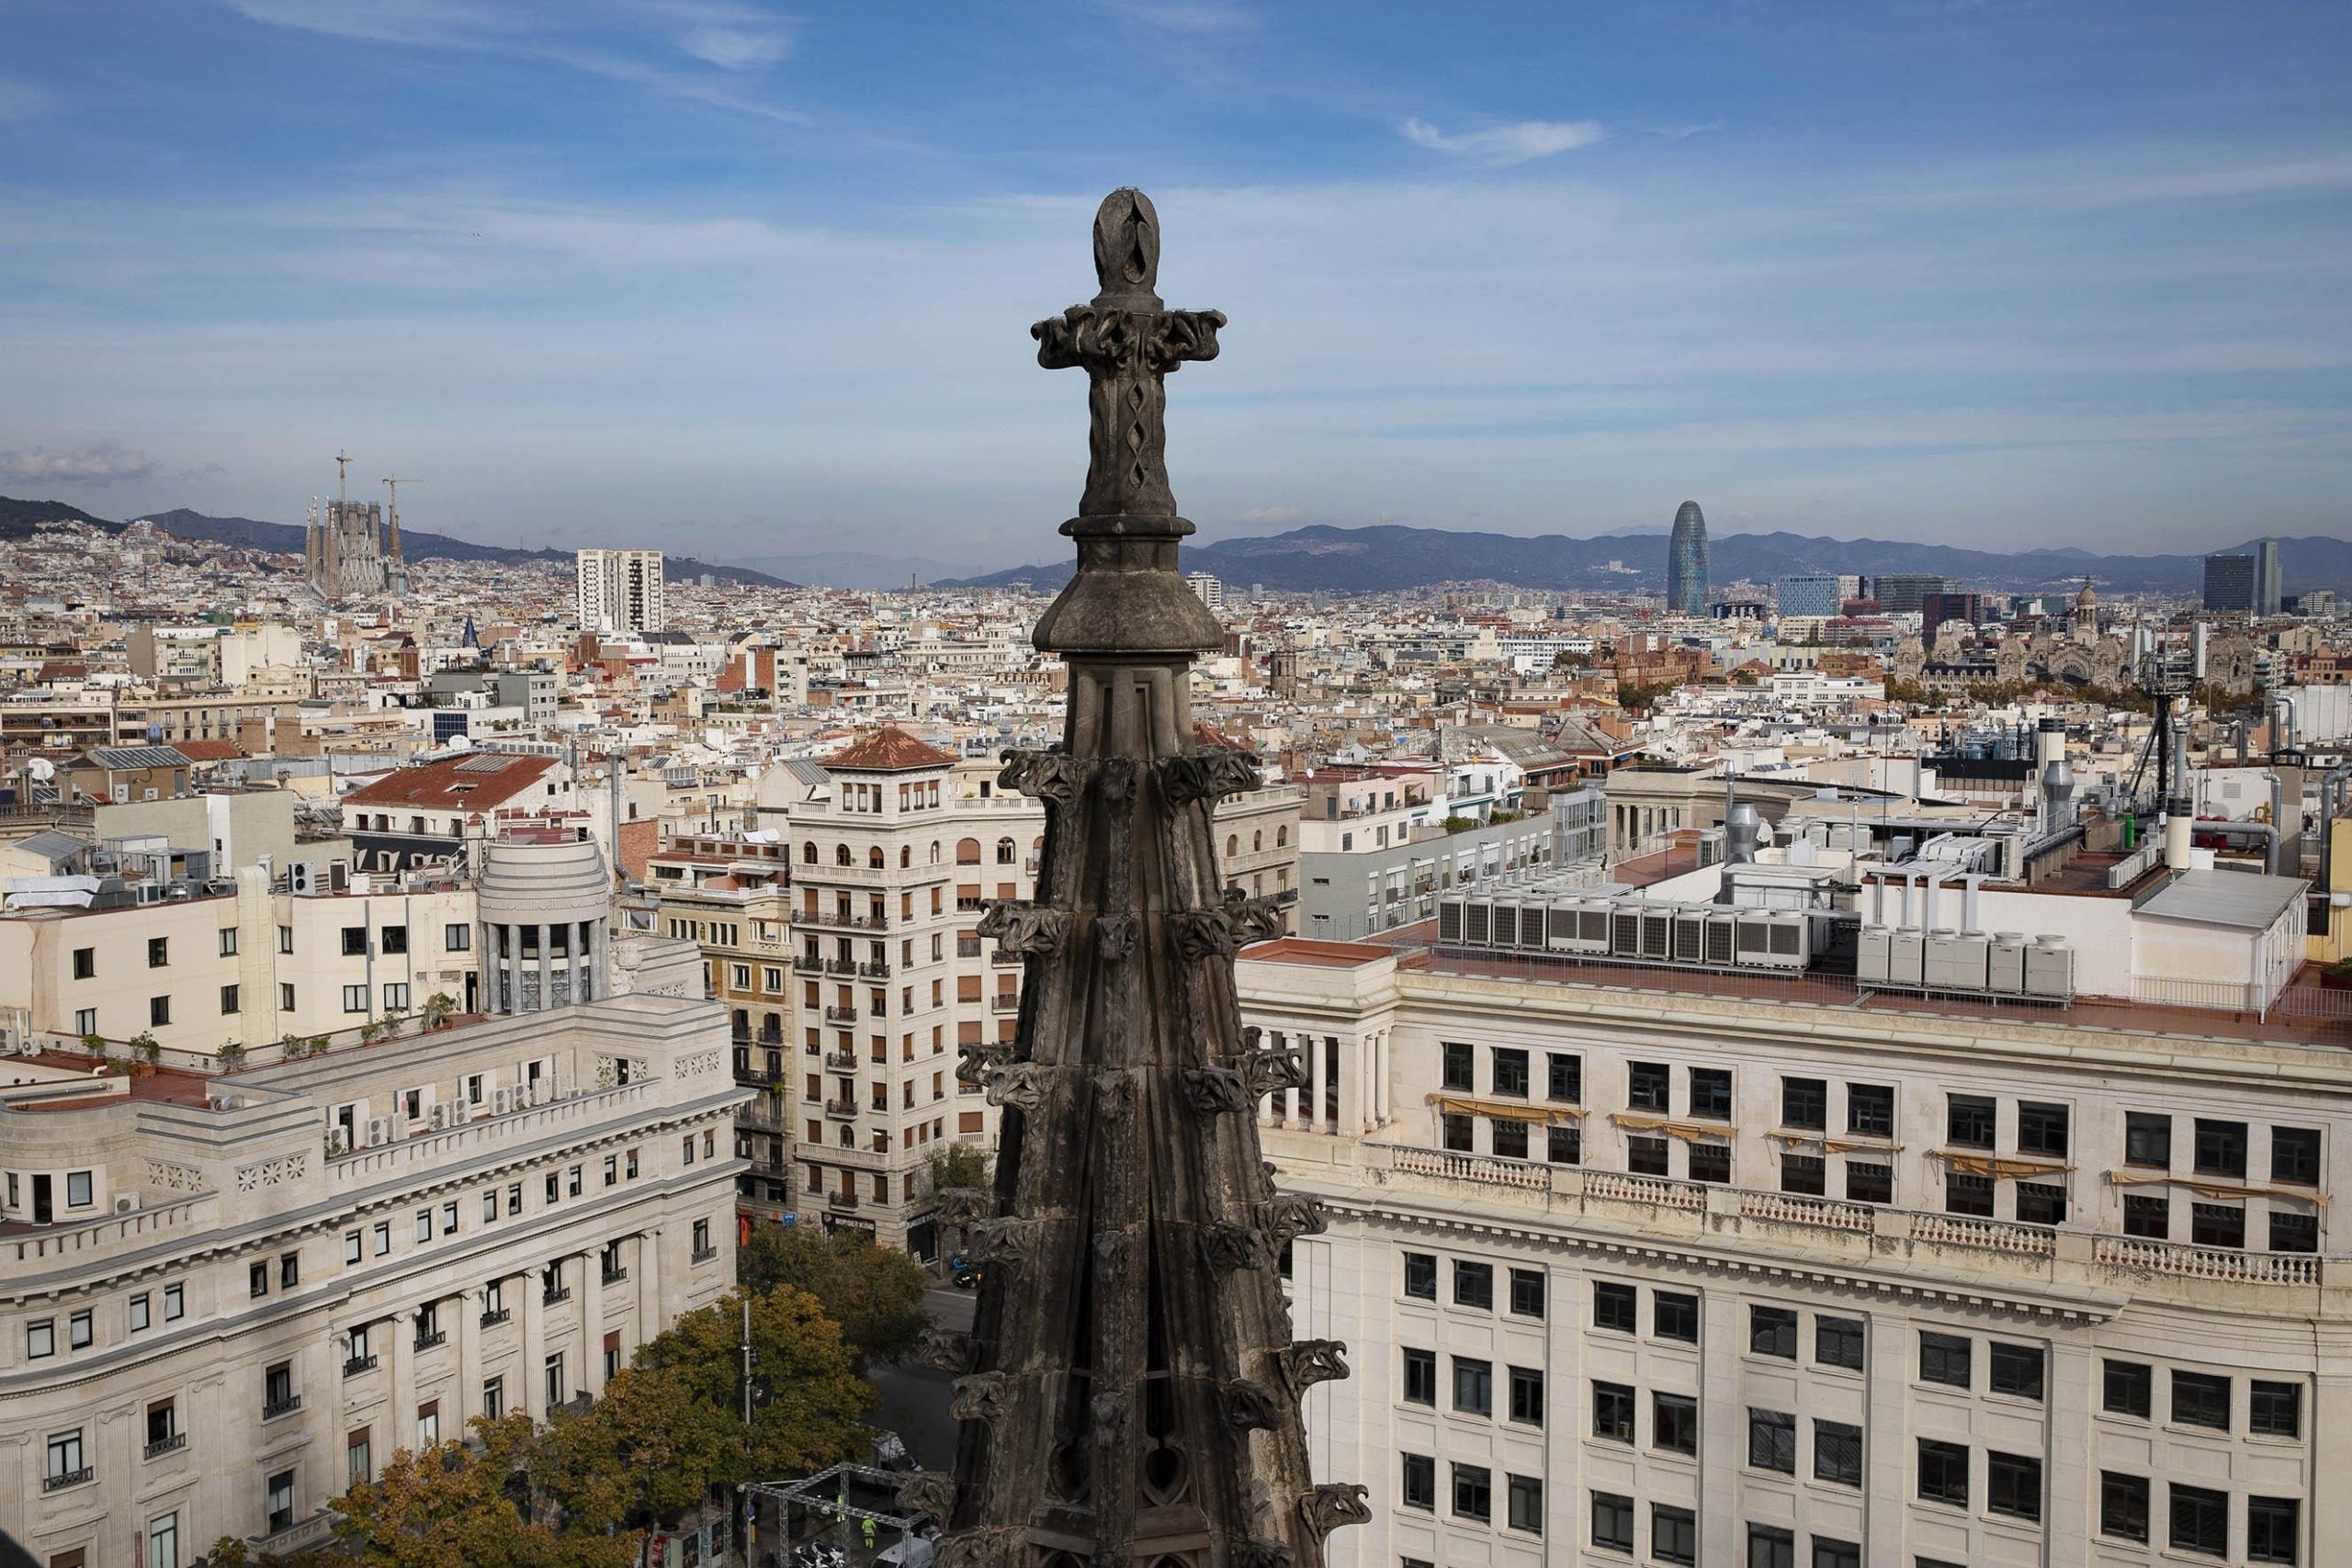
2104, 1170, 2328, 1206
1768, 1131, 1905, 1155
1611, 1111, 1733, 1145
1931, 1149, 2074, 1180
1430, 1094, 1583, 1125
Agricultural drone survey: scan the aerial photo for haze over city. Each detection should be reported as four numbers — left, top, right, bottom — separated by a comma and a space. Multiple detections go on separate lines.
4, 0, 2350, 570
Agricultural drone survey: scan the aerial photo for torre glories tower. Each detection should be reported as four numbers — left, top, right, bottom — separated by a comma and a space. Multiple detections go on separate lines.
1666, 499, 1710, 615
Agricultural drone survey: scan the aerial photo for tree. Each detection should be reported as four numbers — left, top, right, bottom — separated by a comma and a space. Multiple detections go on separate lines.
926, 1142, 992, 1195
322, 1415, 638, 1568
534, 1364, 733, 1532
735, 1228, 932, 1368
635, 1285, 874, 1482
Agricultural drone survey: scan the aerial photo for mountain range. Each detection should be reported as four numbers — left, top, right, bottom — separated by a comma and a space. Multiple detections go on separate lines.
943, 524, 2352, 597
0, 497, 797, 590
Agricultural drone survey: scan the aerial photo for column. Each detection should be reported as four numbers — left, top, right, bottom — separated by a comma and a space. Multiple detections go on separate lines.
1336, 1031, 1363, 1137
636, 1229, 663, 1347
582, 1250, 604, 1398
2045, 1339, 2093, 1564
1863, 1305, 1912, 1568
536, 925, 553, 1017
451, 1287, 476, 1426
1277, 1032, 1299, 1125
385, 1311, 413, 1454
1306, 1030, 1326, 1132
521, 1261, 547, 1419
1697, 1290, 1740, 1559
1374, 1030, 1392, 1125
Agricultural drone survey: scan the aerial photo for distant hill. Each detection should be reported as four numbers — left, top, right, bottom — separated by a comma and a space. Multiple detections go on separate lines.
944, 523, 2352, 597
0, 498, 795, 589
731, 550, 973, 590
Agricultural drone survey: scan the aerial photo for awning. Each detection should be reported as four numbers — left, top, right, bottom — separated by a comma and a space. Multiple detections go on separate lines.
1931, 1149, 2074, 1180
1768, 1131, 1905, 1155
1430, 1094, 1583, 1125
2103, 1170, 2328, 1206
1611, 1111, 1733, 1145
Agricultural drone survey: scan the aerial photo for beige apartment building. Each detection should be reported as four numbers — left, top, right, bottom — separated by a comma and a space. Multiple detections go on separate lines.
0, 842, 742, 1565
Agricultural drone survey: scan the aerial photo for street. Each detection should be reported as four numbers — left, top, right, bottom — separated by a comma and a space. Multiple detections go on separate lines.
869, 1286, 972, 1472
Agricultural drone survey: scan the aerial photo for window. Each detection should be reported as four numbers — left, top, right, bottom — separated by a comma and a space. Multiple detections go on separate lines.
28, 1318, 54, 1358
1547, 1052, 1581, 1101
73, 946, 95, 979
1846, 1161, 1893, 1203
1508, 1267, 1544, 1316
1689, 1144, 1731, 1183
380, 925, 408, 954
604, 1155, 618, 1186
1453, 1260, 1493, 1310
2195, 1118, 2248, 1179
1399, 1452, 1434, 1510
1847, 1082, 1894, 1136
1506, 1473, 1544, 1535
1591, 1381, 1635, 1442
46, 1427, 85, 1484
268, 1468, 297, 1531
1781, 1152, 1826, 1195
341, 926, 368, 956
1628, 1061, 1669, 1111
1440, 1043, 1473, 1091
1440, 1112, 1473, 1152
278, 983, 294, 1011
445, 923, 470, 952
1986, 1450, 2041, 1520
545, 1352, 566, 1407
282, 1250, 302, 1286
1654, 1291, 1698, 1342
1508, 1365, 1544, 1425
1816, 1315, 1864, 1370
441, 1201, 458, 1235
1491, 1047, 1529, 1097
67, 1170, 92, 1207
1750, 1305, 1797, 1359
483, 1376, 504, 1419
2169, 1483, 2228, 1556
1811, 1540, 1860, 1568
2100, 1472, 2150, 1541
2125, 1111, 2171, 1167
1782, 1077, 1826, 1130
1451, 1461, 1491, 1523
482, 1193, 498, 1224
348, 1428, 372, 1487
1547, 1123, 1581, 1164
1748, 1407, 1795, 1472
150, 994, 170, 1027
1690, 1067, 1732, 1120
343, 984, 368, 1013
2123, 1193, 2169, 1237
149, 936, 169, 967
2274, 1125, 2322, 1184
1452, 1356, 1492, 1416
2250, 1380, 2302, 1438
1815, 1419, 1864, 1486
1653, 1504, 1696, 1565
74, 1006, 96, 1036
2104, 1359, 2152, 1417
1917, 1438, 1969, 1506
1653, 1392, 1698, 1453
1988, 1341, 2044, 1401
2017, 1100, 2068, 1156
1401, 1251, 1436, 1300
2192, 1201, 2245, 1248
1401, 1348, 1435, 1405
2173, 1371, 2231, 1429
1748, 1525, 1794, 1568
1592, 1280, 1637, 1333
1490, 1119, 1528, 1159
1591, 1491, 1634, 1554
164, 1284, 183, 1320
278, 925, 293, 953
2247, 1495, 2301, 1564
382, 981, 409, 1011
252, 1260, 272, 1298
1947, 1093, 1995, 1148
2271, 1211, 2319, 1253
1920, 1331, 1972, 1389
1628, 1134, 1669, 1176
130, 1292, 151, 1332
1945, 1172, 1995, 1216
220, 983, 240, 1015
2014, 1180, 2065, 1225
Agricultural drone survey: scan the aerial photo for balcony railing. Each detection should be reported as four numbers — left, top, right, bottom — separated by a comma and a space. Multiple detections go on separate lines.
860, 961, 892, 979
601, 1268, 629, 1286
824, 1006, 859, 1023
803, 910, 890, 932
691, 1245, 719, 1264
480, 1308, 511, 1327
263, 1393, 303, 1420
414, 1329, 447, 1350
823, 957, 858, 975
792, 955, 825, 975
990, 949, 1023, 966
990, 994, 1020, 1012
43, 1467, 93, 1493
144, 1430, 187, 1460
824, 1099, 858, 1118
542, 1287, 572, 1306
827, 1190, 862, 1211
343, 1354, 379, 1377
825, 1050, 860, 1069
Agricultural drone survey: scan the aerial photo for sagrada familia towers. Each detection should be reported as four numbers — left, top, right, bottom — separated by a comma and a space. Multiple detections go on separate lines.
901, 190, 1365, 1568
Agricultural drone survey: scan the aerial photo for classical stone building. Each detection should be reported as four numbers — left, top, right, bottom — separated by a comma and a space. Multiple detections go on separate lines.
0, 834, 742, 1564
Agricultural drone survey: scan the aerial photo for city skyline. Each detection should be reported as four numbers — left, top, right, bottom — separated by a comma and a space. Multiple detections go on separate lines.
3, 1, 2349, 564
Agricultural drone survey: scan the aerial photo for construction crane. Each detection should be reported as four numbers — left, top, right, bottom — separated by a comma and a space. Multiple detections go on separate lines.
334, 449, 353, 505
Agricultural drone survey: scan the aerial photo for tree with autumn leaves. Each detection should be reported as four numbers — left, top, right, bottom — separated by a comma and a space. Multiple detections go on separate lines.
220, 1284, 874, 1568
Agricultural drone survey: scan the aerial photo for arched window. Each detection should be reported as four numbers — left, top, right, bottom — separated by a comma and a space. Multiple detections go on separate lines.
868, 847, 885, 869
802, 841, 818, 863
930, 841, 942, 864
835, 844, 852, 865
1276, 825, 1288, 847
956, 838, 982, 865
899, 845, 912, 868
1252, 830, 1262, 852
996, 837, 1015, 864
1227, 834, 1239, 857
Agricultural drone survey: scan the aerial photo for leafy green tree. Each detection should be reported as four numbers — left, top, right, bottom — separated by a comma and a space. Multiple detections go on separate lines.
635, 1285, 874, 1483
926, 1142, 993, 1194
535, 1364, 733, 1531
736, 1226, 932, 1367
323, 1415, 638, 1568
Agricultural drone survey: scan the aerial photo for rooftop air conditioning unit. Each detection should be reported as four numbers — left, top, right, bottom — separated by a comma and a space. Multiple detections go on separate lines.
1436, 898, 1464, 944
1639, 908, 1672, 961
2023, 935, 2074, 998
1704, 911, 1737, 965
1670, 910, 1709, 964
1888, 927, 1927, 987
1489, 900, 1519, 948
366, 1117, 391, 1147
1989, 932, 2029, 993
492, 1087, 516, 1115
1462, 901, 1491, 946
1858, 926, 1893, 984
327, 1127, 352, 1156
428, 1102, 453, 1130
113, 1193, 141, 1213
288, 862, 316, 896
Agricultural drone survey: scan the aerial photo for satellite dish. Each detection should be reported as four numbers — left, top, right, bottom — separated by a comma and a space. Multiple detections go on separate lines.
26, 758, 55, 782
446, 734, 474, 752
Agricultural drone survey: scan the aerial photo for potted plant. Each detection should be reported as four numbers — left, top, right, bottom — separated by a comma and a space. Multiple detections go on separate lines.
422, 992, 457, 1031
216, 1041, 246, 1072
2322, 959, 2352, 992
357, 1020, 385, 1045
381, 1003, 409, 1037
126, 1032, 162, 1077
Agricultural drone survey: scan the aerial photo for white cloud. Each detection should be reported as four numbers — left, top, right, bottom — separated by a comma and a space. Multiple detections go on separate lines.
0, 440, 163, 487
1241, 505, 1304, 524
678, 24, 789, 68
1402, 117, 1604, 165
0, 81, 53, 120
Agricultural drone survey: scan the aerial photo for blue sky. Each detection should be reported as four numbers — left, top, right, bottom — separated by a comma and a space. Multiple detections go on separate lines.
1, 0, 2347, 569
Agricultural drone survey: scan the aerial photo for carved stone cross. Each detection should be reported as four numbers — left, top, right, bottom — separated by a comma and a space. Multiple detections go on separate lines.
1032, 188, 1226, 521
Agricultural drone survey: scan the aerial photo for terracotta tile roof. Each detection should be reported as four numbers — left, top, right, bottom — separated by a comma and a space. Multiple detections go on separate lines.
172, 739, 246, 761
826, 726, 956, 773
342, 751, 558, 811
1191, 722, 1250, 753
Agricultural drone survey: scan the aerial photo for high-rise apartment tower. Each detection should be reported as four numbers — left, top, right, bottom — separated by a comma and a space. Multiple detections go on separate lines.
575, 549, 666, 633
1666, 501, 1709, 615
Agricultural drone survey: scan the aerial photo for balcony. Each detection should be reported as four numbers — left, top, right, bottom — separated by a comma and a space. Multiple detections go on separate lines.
956, 897, 984, 912
735, 1062, 786, 1087
145, 1431, 187, 1461
824, 1098, 859, 1119
824, 1006, 859, 1024
803, 910, 890, 932
480, 1308, 512, 1327
343, 1353, 379, 1377
262, 1393, 303, 1420
542, 1287, 572, 1306
43, 1467, 94, 1493
860, 961, 892, 979
827, 1190, 862, 1212
601, 1268, 629, 1287
792, 955, 825, 975
823, 958, 859, 975
414, 1329, 447, 1351
990, 949, 1023, 966
990, 994, 1020, 1012
691, 1245, 719, 1264
825, 1049, 860, 1070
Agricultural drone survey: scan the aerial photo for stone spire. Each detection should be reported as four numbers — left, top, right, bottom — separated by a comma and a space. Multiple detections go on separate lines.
903, 189, 1364, 1568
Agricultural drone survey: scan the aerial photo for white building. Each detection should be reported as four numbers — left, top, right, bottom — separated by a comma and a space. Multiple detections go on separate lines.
575, 549, 666, 634
1187, 571, 1225, 612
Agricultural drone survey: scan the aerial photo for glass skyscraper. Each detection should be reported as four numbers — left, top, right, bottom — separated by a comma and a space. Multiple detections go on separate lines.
1666, 500, 1709, 615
